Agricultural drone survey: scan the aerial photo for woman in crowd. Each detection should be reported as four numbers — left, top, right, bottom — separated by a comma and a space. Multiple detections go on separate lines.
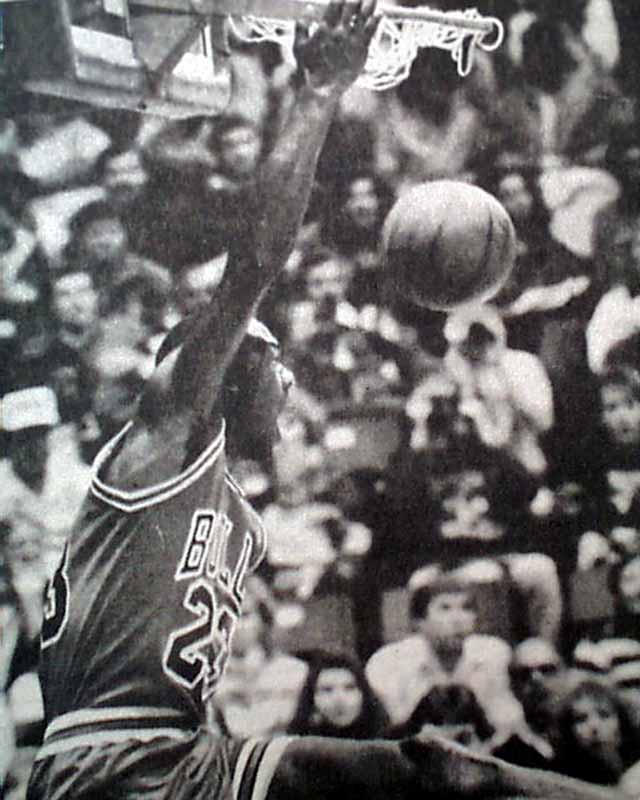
554, 678, 639, 787
288, 651, 389, 739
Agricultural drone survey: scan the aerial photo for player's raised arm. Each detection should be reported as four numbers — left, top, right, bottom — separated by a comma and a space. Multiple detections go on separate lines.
155, 0, 379, 425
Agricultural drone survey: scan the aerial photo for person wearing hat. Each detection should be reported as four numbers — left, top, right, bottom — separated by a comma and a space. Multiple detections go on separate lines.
0, 386, 89, 573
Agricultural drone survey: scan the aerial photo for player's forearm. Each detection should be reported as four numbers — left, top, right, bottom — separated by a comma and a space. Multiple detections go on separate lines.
495, 757, 630, 800
252, 82, 341, 280
268, 737, 422, 800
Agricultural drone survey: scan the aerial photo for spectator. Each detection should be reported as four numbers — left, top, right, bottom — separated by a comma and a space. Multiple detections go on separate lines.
46, 268, 101, 459
609, 555, 640, 639
493, 638, 567, 769
566, 365, 640, 564
0, 207, 52, 394
365, 573, 522, 737
374, 47, 496, 187
0, 541, 42, 797
393, 684, 495, 754
213, 577, 307, 738
497, 8, 623, 163
288, 651, 388, 739
554, 678, 638, 786
443, 303, 554, 477
592, 136, 640, 293
0, 386, 88, 562
129, 115, 261, 270
612, 647, 640, 731
61, 201, 130, 293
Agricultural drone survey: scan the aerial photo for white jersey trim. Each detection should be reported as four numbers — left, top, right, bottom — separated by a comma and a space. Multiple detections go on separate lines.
36, 727, 192, 760
44, 706, 188, 740
90, 419, 225, 513
250, 737, 293, 800
232, 737, 294, 800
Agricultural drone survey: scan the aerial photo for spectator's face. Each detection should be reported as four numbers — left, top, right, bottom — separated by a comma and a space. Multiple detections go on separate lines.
78, 216, 128, 264
52, 273, 99, 333
219, 125, 261, 179
511, 640, 563, 716
313, 668, 364, 728
618, 556, 640, 614
497, 173, 533, 224
570, 693, 621, 755
600, 383, 640, 447
306, 259, 352, 302
344, 177, 380, 231
439, 471, 498, 538
418, 591, 477, 650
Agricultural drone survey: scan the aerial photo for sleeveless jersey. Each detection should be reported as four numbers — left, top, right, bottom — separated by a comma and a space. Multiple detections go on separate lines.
39, 419, 267, 729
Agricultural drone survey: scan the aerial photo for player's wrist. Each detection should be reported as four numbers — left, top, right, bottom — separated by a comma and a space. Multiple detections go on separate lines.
295, 75, 343, 105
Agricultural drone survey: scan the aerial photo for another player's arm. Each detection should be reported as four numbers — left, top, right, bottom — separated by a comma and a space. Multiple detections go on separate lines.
149, 0, 379, 427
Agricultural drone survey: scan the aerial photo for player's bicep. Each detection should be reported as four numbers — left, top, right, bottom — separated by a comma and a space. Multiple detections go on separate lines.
140, 247, 264, 426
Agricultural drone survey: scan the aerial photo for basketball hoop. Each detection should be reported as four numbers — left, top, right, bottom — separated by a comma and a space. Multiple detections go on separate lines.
2, 0, 503, 118
225, 1, 504, 90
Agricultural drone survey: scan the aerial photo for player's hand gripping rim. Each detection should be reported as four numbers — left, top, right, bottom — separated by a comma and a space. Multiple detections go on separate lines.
293, 0, 380, 93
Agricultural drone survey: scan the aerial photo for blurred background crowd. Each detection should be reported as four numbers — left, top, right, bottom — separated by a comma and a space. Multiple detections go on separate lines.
4, 0, 640, 796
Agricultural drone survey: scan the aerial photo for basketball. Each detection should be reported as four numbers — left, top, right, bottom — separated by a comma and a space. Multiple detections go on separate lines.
382, 180, 516, 311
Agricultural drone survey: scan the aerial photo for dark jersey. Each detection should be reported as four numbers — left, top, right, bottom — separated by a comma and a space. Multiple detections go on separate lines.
39, 419, 266, 734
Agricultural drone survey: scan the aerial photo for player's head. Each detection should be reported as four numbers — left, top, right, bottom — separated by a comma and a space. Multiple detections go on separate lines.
222, 319, 294, 464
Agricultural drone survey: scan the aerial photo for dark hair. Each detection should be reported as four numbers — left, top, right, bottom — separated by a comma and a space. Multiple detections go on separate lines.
325, 171, 395, 257
288, 651, 389, 739
67, 200, 121, 237
401, 684, 494, 741
601, 353, 640, 387
521, 20, 578, 94
409, 577, 477, 623
555, 679, 638, 783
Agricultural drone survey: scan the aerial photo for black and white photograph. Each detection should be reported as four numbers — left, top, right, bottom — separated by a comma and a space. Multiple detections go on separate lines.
1, 0, 640, 797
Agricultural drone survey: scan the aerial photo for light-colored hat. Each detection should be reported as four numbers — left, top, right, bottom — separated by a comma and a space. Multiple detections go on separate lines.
1, 386, 60, 432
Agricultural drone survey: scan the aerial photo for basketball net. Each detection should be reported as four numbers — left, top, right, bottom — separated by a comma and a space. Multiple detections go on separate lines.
228, 3, 503, 91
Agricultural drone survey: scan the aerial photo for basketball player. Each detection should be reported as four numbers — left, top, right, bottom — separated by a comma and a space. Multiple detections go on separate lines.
28, 2, 626, 799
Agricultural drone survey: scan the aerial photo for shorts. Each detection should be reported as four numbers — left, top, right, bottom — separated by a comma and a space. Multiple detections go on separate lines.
27, 727, 292, 800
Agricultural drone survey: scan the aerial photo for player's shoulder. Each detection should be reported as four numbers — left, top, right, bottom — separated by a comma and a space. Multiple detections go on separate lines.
90, 415, 225, 512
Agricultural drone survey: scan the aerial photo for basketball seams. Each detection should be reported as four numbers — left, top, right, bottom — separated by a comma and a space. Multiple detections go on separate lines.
383, 180, 515, 310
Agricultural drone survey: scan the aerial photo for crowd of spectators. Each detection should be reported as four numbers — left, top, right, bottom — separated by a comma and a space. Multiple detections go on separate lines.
3, 0, 640, 795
